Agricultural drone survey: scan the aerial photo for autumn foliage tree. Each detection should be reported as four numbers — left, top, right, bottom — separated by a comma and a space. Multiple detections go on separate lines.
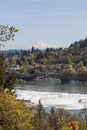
0, 91, 34, 130
0, 26, 34, 130
0, 25, 18, 93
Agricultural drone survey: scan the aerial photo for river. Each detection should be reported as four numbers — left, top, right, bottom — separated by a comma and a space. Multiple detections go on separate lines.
16, 83, 87, 111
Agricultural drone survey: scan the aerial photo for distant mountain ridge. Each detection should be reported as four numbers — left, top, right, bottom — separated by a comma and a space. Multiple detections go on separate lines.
24, 41, 56, 50
1, 37, 87, 53
0, 49, 20, 53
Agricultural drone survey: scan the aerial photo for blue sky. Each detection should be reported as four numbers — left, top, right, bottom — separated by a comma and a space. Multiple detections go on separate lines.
0, 0, 87, 50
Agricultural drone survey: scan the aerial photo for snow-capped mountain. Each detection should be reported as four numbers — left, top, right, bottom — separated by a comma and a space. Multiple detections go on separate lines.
24, 41, 56, 50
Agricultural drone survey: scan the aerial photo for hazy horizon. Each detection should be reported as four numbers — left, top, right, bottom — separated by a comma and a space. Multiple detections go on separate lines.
0, 0, 87, 50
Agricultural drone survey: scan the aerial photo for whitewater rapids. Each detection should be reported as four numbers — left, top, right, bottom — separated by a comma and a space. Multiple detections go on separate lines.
16, 90, 87, 110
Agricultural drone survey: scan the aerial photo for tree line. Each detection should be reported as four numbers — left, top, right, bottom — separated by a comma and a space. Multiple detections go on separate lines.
4, 38, 87, 84
0, 25, 87, 129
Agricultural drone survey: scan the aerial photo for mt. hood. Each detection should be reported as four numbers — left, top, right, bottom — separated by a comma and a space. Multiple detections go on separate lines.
24, 41, 55, 50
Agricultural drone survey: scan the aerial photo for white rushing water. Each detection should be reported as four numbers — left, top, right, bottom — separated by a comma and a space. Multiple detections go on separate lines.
16, 90, 87, 110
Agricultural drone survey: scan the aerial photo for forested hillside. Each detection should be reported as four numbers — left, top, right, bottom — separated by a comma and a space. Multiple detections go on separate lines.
0, 25, 87, 130
4, 38, 87, 84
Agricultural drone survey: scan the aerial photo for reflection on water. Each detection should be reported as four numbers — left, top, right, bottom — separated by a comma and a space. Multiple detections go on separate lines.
16, 83, 87, 94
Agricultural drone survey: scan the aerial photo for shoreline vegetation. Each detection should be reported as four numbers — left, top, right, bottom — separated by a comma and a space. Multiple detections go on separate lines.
16, 78, 87, 86
0, 26, 87, 129
3, 37, 87, 85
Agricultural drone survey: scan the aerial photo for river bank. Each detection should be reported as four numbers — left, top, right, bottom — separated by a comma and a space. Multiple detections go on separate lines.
16, 78, 87, 87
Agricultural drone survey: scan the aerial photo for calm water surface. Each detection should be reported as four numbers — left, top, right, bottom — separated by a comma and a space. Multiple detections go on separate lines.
16, 83, 87, 94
